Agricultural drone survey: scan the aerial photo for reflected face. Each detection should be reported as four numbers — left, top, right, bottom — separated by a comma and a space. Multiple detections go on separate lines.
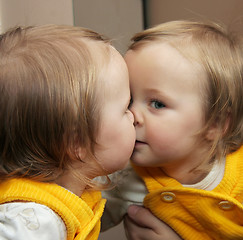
125, 42, 207, 169
95, 47, 135, 174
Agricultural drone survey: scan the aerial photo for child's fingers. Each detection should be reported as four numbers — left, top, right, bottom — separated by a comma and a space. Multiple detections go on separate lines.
127, 205, 161, 231
123, 214, 158, 240
125, 205, 183, 240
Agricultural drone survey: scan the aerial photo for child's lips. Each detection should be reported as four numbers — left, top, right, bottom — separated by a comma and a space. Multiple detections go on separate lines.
135, 140, 147, 147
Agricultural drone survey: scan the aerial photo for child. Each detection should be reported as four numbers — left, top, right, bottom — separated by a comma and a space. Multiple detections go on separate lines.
0, 24, 135, 240
102, 20, 243, 239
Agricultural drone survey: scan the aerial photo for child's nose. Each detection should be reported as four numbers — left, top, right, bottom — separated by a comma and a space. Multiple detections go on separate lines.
130, 105, 143, 126
127, 110, 135, 123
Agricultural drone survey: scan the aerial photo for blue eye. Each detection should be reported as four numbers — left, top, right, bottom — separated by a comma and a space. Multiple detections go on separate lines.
151, 100, 165, 109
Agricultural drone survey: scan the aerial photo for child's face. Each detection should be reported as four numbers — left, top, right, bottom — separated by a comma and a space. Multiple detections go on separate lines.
95, 48, 135, 174
125, 42, 208, 169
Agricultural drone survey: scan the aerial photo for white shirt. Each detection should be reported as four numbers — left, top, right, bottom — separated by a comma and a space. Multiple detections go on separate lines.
0, 202, 67, 240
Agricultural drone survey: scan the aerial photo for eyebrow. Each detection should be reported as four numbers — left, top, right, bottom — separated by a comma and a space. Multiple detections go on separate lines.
145, 88, 167, 97
144, 88, 174, 102
145, 88, 161, 95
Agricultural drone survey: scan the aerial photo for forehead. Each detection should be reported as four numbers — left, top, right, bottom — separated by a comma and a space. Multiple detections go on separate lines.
126, 42, 206, 89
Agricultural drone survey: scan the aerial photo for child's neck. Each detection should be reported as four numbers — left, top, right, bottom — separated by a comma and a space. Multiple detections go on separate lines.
160, 159, 212, 185
162, 167, 208, 185
55, 170, 86, 196
160, 146, 214, 184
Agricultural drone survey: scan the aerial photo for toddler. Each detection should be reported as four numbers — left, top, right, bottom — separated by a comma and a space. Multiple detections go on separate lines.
0, 24, 135, 240
102, 20, 243, 240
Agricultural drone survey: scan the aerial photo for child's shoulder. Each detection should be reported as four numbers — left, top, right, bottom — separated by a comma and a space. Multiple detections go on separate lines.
0, 202, 66, 240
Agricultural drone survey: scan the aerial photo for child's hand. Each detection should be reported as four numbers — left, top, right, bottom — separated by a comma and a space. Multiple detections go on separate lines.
123, 205, 182, 240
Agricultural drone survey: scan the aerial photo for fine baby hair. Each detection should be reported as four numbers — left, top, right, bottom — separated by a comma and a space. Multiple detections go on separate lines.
129, 20, 243, 168
0, 25, 111, 187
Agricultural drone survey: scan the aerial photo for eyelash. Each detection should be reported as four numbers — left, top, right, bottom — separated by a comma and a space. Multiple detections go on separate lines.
128, 98, 133, 109
149, 99, 165, 109
128, 97, 165, 110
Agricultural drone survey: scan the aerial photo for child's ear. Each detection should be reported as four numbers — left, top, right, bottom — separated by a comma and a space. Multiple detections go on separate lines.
206, 115, 231, 141
75, 147, 87, 160
205, 127, 218, 141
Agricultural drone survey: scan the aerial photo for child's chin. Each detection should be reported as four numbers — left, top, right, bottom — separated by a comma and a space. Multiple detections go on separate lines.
130, 157, 147, 167
107, 160, 131, 173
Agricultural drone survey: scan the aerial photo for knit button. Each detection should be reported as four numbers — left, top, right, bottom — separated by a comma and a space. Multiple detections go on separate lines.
218, 201, 233, 210
161, 192, 176, 203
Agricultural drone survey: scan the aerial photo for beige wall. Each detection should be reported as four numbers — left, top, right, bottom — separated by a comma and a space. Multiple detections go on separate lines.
73, 0, 143, 54
0, 0, 73, 33
146, 0, 243, 33
0, 0, 143, 54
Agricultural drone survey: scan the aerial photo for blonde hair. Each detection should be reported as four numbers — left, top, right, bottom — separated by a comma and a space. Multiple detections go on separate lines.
129, 20, 243, 165
0, 25, 111, 187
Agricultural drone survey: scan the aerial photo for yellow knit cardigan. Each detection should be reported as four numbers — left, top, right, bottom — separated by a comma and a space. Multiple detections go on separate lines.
0, 178, 106, 240
134, 146, 243, 240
